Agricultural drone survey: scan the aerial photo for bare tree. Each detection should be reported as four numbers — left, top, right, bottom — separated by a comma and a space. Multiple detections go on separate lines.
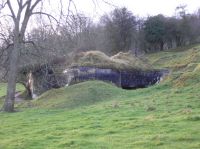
0, 0, 63, 112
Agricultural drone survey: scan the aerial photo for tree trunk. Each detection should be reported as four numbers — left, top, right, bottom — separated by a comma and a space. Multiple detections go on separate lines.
160, 41, 164, 51
3, 38, 20, 112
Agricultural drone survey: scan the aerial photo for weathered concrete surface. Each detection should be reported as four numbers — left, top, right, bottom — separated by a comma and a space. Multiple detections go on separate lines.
64, 66, 169, 89
22, 65, 168, 99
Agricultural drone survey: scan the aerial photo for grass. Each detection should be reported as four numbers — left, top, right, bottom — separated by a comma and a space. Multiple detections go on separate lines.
70, 50, 153, 70
0, 45, 200, 148
0, 83, 24, 106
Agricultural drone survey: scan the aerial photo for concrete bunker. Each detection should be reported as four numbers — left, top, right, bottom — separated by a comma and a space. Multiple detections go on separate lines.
18, 51, 168, 99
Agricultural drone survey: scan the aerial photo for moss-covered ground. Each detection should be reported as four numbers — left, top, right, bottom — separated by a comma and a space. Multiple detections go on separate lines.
0, 45, 200, 149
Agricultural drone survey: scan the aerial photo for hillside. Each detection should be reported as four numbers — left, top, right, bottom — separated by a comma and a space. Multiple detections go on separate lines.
0, 45, 200, 149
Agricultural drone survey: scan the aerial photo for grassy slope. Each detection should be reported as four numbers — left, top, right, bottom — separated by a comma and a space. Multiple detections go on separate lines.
0, 45, 200, 149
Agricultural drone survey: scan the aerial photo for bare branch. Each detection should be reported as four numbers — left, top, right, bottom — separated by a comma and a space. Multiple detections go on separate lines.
0, 33, 12, 45
20, 0, 32, 39
17, 0, 22, 7
66, 0, 72, 18
16, 0, 24, 21
22, 1, 29, 9
71, 0, 78, 14
31, 12, 59, 24
30, 0, 42, 12
101, 0, 117, 8
7, 0, 16, 21
0, 14, 13, 19
0, 1, 7, 10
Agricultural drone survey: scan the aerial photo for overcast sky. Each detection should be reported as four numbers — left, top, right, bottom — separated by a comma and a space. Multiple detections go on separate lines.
73, 0, 200, 19
1, 0, 200, 31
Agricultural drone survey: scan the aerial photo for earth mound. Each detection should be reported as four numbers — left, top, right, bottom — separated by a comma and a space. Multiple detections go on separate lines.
70, 51, 153, 71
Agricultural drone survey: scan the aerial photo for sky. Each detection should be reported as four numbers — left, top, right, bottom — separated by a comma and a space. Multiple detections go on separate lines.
1, 0, 200, 32
73, 0, 200, 19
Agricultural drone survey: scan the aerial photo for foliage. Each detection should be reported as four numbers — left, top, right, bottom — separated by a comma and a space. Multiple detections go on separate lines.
101, 7, 137, 54
144, 14, 166, 51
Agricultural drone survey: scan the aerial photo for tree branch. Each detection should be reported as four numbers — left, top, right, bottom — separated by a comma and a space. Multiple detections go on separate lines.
7, 0, 16, 21
19, 0, 32, 39
30, 0, 42, 12
17, 0, 22, 8
0, 14, 13, 19
16, 0, 24, 21
22, 1, 29, 9
31, 12, 59, 23
101, 0, 117, 8
0, 1, 7, 10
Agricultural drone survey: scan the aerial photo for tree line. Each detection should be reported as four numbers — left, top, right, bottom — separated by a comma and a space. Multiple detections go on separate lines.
20, 5, 200, 57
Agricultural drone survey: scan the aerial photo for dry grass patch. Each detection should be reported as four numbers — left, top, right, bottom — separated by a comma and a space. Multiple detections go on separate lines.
70, 51, 153, 71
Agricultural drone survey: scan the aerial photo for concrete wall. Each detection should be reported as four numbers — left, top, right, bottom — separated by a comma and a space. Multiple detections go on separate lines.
65, 66, 168, 89
27, 66, 168, 98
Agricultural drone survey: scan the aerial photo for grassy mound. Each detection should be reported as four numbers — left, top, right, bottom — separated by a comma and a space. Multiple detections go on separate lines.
70, 51, 153, 70
27, 81, 123, 109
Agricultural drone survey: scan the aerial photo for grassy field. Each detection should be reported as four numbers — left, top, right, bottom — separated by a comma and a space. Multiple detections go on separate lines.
0, 45, 200, 149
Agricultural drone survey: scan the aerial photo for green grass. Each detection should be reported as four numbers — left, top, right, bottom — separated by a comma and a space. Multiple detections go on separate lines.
0, 45, 200, 149
0, 83, 24, 106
